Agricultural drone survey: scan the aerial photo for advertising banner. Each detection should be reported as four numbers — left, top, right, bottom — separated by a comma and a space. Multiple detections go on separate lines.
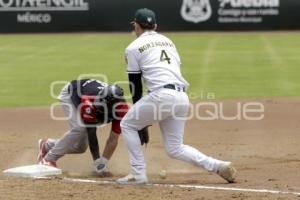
0, 0, 299, 32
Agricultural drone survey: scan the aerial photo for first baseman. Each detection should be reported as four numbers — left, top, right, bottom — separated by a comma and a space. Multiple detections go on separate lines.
37, 79, 128, 175
117, 8, 237, 184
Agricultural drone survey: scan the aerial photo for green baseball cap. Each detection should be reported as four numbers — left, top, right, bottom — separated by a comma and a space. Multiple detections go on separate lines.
132, 8, 156, 26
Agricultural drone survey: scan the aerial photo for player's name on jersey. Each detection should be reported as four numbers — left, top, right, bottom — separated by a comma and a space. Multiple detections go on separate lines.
138, 41, 175, 54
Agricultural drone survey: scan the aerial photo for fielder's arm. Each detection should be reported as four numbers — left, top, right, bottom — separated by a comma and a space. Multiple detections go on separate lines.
128, 73, 143, 104
128, 73, 149, 145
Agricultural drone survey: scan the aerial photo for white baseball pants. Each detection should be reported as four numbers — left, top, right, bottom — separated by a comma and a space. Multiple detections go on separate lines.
120, 88, 220, 175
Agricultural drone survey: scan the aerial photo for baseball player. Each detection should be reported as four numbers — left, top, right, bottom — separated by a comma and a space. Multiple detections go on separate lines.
117, 8, 237, 184
37, 79, 128, 175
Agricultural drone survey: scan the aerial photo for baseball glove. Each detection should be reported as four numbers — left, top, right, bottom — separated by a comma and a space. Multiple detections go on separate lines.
138, 127, 149, 146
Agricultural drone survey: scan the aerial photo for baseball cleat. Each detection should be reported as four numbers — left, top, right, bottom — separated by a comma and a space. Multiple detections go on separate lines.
216, 161, 237, 183
40, 158, 57, 168
116, 173, 148, 184
37, 139, 48, 163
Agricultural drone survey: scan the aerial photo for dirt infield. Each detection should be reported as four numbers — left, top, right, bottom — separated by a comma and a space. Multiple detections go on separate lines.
1, 98, 300, 200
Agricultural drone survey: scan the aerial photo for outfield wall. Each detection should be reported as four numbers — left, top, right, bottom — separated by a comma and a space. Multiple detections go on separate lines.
0, 0, 300, 32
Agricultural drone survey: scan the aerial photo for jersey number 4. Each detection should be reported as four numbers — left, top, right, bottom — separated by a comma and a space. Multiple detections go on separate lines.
160, 50, 171, 64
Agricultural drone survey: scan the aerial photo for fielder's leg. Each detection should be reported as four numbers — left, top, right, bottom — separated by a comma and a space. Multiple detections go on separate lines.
160, 117, 219, 171
159, 92, 237, 183
118, 95, 158, 183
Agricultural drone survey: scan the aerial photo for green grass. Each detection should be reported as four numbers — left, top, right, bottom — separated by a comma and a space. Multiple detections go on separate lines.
0, 32, 300, 107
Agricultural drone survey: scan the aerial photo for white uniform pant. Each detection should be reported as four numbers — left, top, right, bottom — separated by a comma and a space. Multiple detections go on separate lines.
45, 84, 88, 161
120, 88, 219, 175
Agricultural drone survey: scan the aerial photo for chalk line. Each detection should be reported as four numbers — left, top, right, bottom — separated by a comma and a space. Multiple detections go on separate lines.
62, 177, 300, 196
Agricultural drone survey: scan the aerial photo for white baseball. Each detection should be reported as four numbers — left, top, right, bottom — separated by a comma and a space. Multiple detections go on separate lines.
159, 170, 167, 179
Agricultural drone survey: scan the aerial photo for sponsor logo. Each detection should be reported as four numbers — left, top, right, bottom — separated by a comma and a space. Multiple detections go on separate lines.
180, 0, 280, 24
0, 0, 89, 24
218, 0, 280, 23
0, 0, 89, 11
181, 0, 212, 23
